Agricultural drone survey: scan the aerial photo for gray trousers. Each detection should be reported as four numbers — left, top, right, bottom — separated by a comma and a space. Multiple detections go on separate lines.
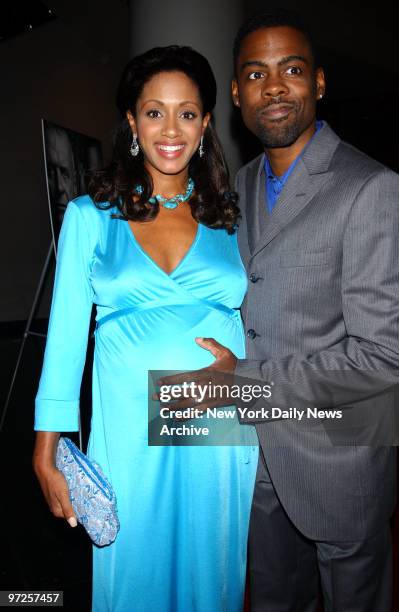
248, 450, 392, 611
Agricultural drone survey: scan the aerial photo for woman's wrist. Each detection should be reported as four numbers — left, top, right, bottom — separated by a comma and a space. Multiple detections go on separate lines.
33, 431, 60, 472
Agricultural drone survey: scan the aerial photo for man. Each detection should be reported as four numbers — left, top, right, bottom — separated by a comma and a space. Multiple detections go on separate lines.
45, 123, 78, 228
162, 9, 399, 611
229, 11, 399, 610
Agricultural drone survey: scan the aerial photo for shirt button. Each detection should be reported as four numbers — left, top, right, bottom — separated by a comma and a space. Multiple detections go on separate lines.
249, 273, 259, 283
247, 329, 257, 339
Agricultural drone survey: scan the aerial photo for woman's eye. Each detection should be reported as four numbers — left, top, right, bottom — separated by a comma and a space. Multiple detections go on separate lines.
181, 111, 197, 120
248, 71, 264, 80
286, 66, 302, 76
146, 109, 162, 118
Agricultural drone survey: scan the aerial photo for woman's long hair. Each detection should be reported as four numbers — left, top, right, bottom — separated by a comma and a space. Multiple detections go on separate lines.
89, 46, 239, 233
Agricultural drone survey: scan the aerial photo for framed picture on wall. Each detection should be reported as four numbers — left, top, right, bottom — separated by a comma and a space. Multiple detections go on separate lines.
41, 118, 103, 251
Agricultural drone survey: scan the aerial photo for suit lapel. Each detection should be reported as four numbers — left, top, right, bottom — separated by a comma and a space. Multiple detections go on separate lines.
248, 123, 340, 259
244, 155, 264, 254
251, 161, 333, 258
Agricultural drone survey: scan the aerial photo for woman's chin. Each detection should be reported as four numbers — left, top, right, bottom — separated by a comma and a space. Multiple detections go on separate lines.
145, 154, 193, 176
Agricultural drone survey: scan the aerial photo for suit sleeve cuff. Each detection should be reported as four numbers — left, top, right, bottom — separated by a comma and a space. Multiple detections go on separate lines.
34, 399, 80, 431
234, 359, 263, 381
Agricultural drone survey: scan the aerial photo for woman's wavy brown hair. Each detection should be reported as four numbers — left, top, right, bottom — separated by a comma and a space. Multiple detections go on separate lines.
89, 45, 239, 233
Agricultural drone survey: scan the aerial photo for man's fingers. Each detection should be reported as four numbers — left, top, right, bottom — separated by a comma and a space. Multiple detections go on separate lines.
190, 398, 229, 413
162, 397, 203, 412
165, 396, 231, 416
195, 337, 224, 358
158, 368, 207, 387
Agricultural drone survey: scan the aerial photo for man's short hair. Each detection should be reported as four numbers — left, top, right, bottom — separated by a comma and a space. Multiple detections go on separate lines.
233, 9, 319, 73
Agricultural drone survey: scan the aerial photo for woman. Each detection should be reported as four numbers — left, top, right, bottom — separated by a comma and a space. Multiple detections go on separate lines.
33, 46, 258, 612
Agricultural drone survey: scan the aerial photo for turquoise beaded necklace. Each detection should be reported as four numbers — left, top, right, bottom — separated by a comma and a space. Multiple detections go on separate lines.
134, 178, 194, 210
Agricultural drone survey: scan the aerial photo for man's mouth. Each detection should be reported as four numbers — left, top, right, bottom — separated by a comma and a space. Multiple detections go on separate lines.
259, 103, 295, 121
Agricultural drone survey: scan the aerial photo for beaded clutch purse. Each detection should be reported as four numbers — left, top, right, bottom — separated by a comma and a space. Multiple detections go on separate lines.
56, 437, 120, 547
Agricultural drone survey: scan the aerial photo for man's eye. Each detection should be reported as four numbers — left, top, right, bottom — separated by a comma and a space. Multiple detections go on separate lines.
146, 110, 162, 118
286, 66, 302, 75
248, 71, 264, 80
181, 111, 197, 120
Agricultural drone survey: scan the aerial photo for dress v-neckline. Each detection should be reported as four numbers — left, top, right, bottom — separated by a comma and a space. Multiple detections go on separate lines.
125, 220, 202, 278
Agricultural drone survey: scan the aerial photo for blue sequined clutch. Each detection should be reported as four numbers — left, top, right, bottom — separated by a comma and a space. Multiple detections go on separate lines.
56, 437, 120, 547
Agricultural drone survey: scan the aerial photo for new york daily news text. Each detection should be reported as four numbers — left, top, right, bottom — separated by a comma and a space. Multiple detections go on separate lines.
148, 369, 399, 447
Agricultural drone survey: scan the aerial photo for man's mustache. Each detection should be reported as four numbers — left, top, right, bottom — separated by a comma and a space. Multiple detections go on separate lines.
256, 98, 298, 114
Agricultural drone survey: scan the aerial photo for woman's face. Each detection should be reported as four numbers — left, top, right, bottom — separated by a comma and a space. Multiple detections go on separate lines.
127, 70, 210, 179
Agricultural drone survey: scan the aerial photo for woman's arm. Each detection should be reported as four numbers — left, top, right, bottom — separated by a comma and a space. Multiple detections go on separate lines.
33, 198, 96, 525
34, 200, 95, 431
33, 431, 77, 526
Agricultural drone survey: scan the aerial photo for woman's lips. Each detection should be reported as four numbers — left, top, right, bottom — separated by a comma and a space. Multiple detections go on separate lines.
155, 143, 186, 159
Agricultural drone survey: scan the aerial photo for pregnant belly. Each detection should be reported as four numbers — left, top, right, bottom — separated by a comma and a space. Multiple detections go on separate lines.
90, 305, 252, 455
94, 304, 244, 374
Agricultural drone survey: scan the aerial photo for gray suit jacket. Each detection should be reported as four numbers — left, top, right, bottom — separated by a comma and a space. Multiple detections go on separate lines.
235, 122, 399, 541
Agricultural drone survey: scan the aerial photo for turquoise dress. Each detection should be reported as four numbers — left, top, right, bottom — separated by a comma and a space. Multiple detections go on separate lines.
35, 195, 258, 612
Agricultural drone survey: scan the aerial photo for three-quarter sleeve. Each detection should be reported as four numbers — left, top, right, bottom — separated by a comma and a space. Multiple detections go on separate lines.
34, 200, 95, 431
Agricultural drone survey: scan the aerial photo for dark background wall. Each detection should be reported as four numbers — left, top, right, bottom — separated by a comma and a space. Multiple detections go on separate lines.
0, 0, 398, 323
0, 0, 129, 322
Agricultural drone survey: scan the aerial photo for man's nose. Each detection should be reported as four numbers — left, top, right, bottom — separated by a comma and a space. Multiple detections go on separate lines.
55, 167, 67, 192
262, 74, 289, 98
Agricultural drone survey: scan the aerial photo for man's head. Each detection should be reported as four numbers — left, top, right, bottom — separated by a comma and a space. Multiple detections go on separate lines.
232, 10, 325, 150
45, 126, 77, 212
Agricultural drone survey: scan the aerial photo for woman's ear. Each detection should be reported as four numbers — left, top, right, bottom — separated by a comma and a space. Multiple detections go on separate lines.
202, 112, 211, 133
126, 110, 137, 136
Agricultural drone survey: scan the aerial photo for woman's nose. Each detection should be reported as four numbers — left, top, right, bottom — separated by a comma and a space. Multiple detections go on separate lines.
161, 115, 182, 138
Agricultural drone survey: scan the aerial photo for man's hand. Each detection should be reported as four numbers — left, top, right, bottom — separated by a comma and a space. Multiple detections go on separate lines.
157, 337, 237, 412
195, 337, 237, 372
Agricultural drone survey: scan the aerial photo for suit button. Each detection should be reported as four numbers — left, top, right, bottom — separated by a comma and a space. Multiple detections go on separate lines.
247, 329, 257, 339
249, 273, 259, 283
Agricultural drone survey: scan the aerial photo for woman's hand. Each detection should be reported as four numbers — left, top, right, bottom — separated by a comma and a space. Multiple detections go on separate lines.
33, 431, 77, 527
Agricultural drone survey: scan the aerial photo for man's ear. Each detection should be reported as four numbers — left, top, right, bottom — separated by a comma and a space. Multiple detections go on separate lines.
231, 79, 240, 108
126, 110, 137, 134
315, 68, 326, 100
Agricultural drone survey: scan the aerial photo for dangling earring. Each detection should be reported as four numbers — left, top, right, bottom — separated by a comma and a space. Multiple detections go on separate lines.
130, 134, 140, 157
198, 135, 205, 158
